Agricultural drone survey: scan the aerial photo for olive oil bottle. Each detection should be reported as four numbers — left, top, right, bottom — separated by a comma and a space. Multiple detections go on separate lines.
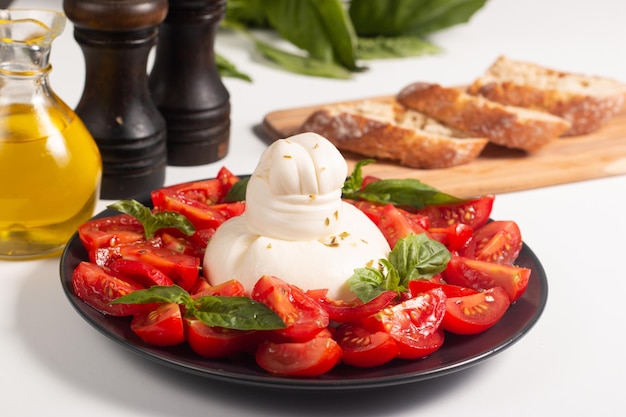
0, 10, 102, 258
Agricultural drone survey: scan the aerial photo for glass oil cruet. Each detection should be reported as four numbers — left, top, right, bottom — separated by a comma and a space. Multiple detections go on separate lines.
0, 9, 102, 259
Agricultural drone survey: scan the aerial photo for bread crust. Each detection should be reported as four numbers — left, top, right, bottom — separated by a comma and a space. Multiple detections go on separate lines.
397, 82, 571, 152
468, 56, 626, 136
295, 99, 489, 169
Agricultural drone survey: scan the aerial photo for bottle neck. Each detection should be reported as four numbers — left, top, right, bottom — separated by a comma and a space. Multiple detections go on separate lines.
0, 42, 52, 76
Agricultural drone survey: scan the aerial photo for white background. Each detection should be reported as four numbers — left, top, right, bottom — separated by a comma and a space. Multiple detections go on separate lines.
2, 0, 626, 416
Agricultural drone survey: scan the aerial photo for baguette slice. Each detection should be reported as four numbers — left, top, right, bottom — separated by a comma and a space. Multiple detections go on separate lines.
397, 82, 571, 152
467, 56, 626, 136
294, 98, 489, 169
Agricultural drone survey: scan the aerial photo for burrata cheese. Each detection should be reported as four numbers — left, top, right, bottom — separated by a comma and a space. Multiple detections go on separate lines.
203, 132, 390, 300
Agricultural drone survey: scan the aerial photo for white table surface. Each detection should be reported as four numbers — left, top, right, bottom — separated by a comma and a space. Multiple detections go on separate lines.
3, 0, 626, 416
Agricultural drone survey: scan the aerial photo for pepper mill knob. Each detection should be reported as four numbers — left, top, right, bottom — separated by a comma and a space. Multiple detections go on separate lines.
149, 0, 231, 166
63, 0, 168, 199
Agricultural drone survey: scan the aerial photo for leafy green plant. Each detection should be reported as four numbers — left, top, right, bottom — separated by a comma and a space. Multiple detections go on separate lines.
219, 0, 487, 79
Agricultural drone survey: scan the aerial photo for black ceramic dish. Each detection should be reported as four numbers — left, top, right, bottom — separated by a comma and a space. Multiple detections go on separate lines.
60, 187, 548, 391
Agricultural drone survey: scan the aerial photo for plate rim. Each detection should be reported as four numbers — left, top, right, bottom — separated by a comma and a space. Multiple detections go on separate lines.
59, 184, 548, 391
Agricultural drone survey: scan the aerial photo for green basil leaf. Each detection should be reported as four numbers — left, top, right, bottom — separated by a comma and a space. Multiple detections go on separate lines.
107, 199, 195, 239
216, 53, 252, 82
254, 38, 353, 79
263, 0, 360, 71
224, 177, 249, 202
353, 178, 463, 209
389, 234, 450, 284
111, 285, 192, 305
357, 35, 440, 60
192, 296, 286, 330
341, 159, 375, 197
347, 265, 388, 303
349, 0, 487, 37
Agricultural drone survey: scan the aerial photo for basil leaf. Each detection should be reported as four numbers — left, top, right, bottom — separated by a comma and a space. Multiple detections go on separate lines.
263, 0, 360, 71
107, 199, 195, 239
349, 0, 487, 37
111, 285, 192, 305
216, 53, 252, 82
347, 266, 388, 303
254, 38, 353, 79
341, 159, 375, 197
224, 177, 249, 202
348, 178, 462, 209
348, 234, 450, 302
389, 234, 450, 284
357, 35, 440, 60
192, 296, 286, 331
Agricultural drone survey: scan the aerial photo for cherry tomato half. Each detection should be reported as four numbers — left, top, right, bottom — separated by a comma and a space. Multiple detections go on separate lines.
78, 214, 145, 261
378, 203, 429, 248
72, 261, 151, 317
441, 287, 511, 335
444, 255, 531, 302
185, 318, 259, 359
334, 322, 398, 368
362, 288, 447, 359
252, 275, 329, 341
97, 242, 200, 291
108, 258, 174, 287
307, 289, 397, 323
408, 279, 478, 298
461, 220, 523, 265
131, 302, 185, 346
255, 335, 342, 377
417, 195, 495, 229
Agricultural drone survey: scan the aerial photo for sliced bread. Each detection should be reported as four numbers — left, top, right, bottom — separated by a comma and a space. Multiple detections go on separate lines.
397, 82, 571, 152
294, 98, 489, 169
467, 55, 626, 136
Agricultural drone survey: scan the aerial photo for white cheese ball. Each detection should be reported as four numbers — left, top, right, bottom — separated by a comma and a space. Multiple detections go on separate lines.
203, 132, 390, 300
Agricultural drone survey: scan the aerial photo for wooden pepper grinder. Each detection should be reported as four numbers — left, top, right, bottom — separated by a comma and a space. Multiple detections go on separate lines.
149, 0, 231, 166
63, 0, 168, 199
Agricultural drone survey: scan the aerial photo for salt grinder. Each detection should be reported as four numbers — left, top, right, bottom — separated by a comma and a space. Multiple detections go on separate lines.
149, 0, 231, 166
63, 0, 168, 199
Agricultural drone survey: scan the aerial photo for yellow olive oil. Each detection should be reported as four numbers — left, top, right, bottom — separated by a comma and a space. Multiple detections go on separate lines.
0, 103, 102, 258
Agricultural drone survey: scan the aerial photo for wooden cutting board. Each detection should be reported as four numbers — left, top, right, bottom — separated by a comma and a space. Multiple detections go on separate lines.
258, 96, 626, 198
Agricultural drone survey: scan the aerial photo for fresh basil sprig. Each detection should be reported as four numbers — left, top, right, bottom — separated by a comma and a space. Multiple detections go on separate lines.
342, 160, 463, 209
222, 0, 486, 79
348, 233, 450, 303
111, 285, 286, 331
107, 199, 195, 240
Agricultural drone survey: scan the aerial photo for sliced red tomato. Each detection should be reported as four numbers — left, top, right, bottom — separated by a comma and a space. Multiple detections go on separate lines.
100, 242, 200, 290
107, 259, 174, 287
378, 203, 429, 248
362, 288, 447, 359
185, 318, 259, 359
216, 166, 241, 197
306, 289, 397, 323
78, 214, 145, 260
408, 279, 478, 298
441, 287, 511, 335
72, 261, 152, 316
252, 275, 329, 341
334, 323, 398, 368
255, 335, 342, 377
157, 230, 205, 258
130, 302, 185, 346
152, 178, 223, 207
191, 279, 246, 298
461, 220, 523, 265
417, 195, 495, 229
444, 255, 531, 302
428, 223, 473, 251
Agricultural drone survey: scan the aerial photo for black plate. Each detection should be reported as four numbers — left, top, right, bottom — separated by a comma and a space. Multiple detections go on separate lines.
59, 187, 548, 391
